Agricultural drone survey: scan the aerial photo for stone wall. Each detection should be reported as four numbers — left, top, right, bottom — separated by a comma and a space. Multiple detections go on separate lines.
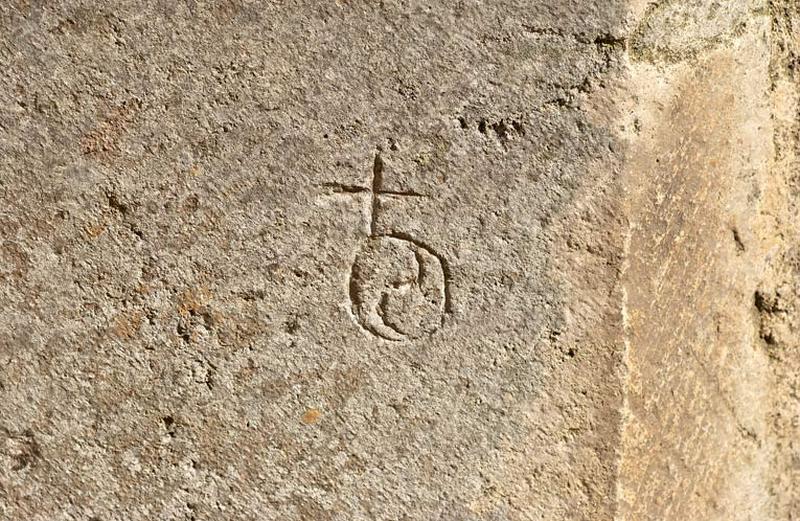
0, 1, 797, 520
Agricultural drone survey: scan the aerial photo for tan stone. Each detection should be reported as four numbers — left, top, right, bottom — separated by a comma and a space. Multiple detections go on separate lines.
0, 1, 798, 520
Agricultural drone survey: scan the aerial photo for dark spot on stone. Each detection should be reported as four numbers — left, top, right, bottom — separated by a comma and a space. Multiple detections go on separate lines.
732, 227, 745, 252
162, 415, 176, 437
8, 429, 41, 471
491, 120, 510, 141
286, 315, 301, 334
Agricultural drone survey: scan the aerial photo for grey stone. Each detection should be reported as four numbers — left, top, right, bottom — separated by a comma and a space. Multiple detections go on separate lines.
0, 1, 798, 521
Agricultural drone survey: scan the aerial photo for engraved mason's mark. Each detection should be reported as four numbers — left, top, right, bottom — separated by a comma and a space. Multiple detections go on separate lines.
350, 235, 448, 341
326, 149, 451, 341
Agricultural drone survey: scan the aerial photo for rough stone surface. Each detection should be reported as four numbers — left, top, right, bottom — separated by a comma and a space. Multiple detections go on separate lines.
621, 7, 773, 519
0, 1, 797, 521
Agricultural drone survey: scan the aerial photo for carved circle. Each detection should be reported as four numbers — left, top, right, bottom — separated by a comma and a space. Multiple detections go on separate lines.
349, 235, 448, 341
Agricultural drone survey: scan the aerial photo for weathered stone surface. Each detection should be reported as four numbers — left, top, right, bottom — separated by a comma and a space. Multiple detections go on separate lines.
621, 14, 774, 521
0, 1, 797, 520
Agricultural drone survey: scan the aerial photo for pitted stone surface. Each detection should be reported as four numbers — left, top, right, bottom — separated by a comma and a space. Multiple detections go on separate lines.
1, 1, 797, 521
0, 2, 628, 520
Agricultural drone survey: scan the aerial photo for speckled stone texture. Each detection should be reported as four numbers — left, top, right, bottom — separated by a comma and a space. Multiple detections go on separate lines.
0, 2, 628, 520
0, 1, 798, 521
